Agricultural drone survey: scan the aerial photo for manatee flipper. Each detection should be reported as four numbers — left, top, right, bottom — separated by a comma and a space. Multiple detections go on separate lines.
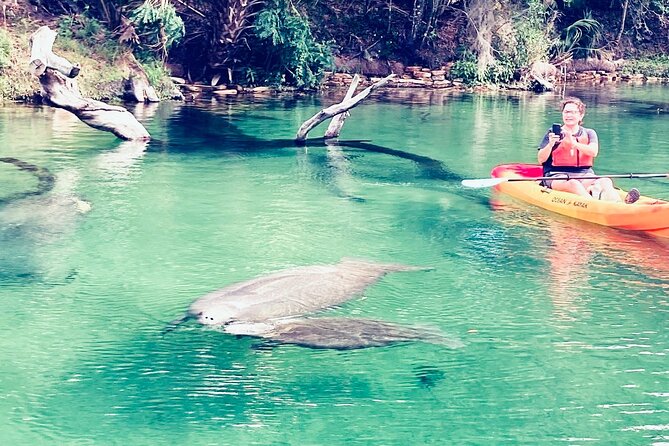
161, 313, 193, 335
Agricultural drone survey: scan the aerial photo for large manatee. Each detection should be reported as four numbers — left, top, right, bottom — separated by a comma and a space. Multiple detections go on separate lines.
172, 258, 431, 328
224, 317, 464, 350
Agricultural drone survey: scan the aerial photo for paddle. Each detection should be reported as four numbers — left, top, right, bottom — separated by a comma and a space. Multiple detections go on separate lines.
461, 173, 669, 189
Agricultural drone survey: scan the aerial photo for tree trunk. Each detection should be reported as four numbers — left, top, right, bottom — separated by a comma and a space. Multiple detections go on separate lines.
295, 74, 395, 143
29, 26, 151, 141
616, 0, 629, 42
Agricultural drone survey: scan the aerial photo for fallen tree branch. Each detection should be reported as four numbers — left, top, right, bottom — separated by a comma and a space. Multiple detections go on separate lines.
29, 26, 80, 78
29, 26, 151, 141
295, 74, 395, 142
40, 70, 152, 140
324, 74, 360, 139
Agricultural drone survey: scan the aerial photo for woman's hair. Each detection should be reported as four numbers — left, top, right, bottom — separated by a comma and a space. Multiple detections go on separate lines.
561, 96, 586, 124
561, 97, 586, 114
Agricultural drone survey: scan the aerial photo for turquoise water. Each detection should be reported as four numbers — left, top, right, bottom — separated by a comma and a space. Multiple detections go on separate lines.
1, 85, 668, 444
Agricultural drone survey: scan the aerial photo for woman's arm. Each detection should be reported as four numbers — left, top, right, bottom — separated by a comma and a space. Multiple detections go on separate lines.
538, 132, 560, 164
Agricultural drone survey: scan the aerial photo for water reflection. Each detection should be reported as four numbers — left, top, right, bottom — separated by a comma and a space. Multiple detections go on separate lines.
544, 220, 593, 321
94, 140, 148, 180
323, 139, 365, 202
490, 193, 669, 320
50, 108, 81, 135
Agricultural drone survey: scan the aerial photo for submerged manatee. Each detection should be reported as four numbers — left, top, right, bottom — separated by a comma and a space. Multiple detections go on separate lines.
176, 258, 431, 327
224, 317, 465, 350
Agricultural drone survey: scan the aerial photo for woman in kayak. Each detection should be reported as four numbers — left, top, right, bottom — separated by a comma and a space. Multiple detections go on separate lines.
537, 96, 639, 203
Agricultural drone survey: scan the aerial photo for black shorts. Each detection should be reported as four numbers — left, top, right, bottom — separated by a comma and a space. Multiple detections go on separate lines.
541, 168, 595, 188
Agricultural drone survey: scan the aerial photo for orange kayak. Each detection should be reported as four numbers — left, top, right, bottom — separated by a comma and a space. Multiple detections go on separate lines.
490, 163, 669, 238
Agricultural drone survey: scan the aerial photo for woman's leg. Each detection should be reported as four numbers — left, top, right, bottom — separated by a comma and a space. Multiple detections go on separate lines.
550, 179, 592, 198
595, 178, 623, 202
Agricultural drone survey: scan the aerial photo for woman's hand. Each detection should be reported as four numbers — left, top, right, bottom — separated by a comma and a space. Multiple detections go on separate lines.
547, 131, 561, 149
561, 131, 575, 147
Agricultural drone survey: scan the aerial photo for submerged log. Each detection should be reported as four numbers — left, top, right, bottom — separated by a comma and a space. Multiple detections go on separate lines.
295, 74, 396, 142
29, 26, 150, 141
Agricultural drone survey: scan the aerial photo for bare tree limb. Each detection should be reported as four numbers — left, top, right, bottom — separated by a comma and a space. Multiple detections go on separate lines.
29, 26, 80, 78
296, 74, 395, 142
324, 74, 360, 139
40, 70, 151, 140
29, 26, 150, 141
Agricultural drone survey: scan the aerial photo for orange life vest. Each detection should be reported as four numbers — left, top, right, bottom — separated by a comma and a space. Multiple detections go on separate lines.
551, 129, 594, 167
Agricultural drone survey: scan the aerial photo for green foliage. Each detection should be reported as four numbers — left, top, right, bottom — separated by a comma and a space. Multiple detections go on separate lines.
456, 0, 556, 86
512, 0, 556, 65
141, 58, 170, 86
130, 0, 185, 60
58, 13, 105, 41
449, 50, 515, 85
558, 15, 603, 58
620, 55, 669, 77
254, 0, 333, 88
56, 13, 121, 61
0, 30, 36, 102
0, 30, 11, 70
486, 56, 516, 84
449, 50, 479, 83
243, 67, 257, 85
140, 58, 179, 98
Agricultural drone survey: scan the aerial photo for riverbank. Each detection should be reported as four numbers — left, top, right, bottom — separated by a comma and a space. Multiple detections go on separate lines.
2, 17, 668, 105
170, 63, 669, 104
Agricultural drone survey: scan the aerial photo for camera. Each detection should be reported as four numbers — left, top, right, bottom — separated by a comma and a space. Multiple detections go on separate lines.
551, 123, 562, 137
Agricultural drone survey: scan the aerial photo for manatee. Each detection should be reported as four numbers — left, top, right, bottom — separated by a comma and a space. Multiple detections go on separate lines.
224, 317, 464, 350
169, 258, 431, 329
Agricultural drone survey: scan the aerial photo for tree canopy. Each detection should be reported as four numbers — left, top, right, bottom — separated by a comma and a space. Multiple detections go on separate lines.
32, 0, 669, 87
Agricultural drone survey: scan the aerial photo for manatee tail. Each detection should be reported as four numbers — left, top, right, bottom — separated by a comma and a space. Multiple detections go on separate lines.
417, 327, 466, 349
339, 257, 434, 273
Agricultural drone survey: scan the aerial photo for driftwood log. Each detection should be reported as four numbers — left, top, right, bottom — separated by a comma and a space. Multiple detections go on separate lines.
29, 26, 150, 141
295, 74, 396, 142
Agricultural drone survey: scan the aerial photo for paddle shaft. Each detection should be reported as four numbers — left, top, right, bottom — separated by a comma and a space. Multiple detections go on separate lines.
504, 173, 669, 182
461, 172, 669, 188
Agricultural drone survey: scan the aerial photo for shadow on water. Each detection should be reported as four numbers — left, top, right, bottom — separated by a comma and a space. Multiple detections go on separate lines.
0, 159, 90, 285
148, 106, 462, 175
0, 157, 55, 205
31, 328, 398, 438
147, 107, 493, 206
0, 158, 58, 284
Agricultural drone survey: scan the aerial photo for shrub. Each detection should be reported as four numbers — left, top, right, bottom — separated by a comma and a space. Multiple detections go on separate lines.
620, 55, 669, 77
254, 0, 333, 88
130, 0, 185, 60
0, 30, 11, 70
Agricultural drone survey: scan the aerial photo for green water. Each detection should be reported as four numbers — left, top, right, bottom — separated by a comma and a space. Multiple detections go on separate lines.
1, 85, 668, 445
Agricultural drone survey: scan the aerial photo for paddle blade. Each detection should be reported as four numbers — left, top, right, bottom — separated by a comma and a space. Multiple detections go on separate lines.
461, 177, 507, 188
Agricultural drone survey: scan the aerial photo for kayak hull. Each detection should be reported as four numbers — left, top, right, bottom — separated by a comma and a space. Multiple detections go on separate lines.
490, 164, 669, 238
